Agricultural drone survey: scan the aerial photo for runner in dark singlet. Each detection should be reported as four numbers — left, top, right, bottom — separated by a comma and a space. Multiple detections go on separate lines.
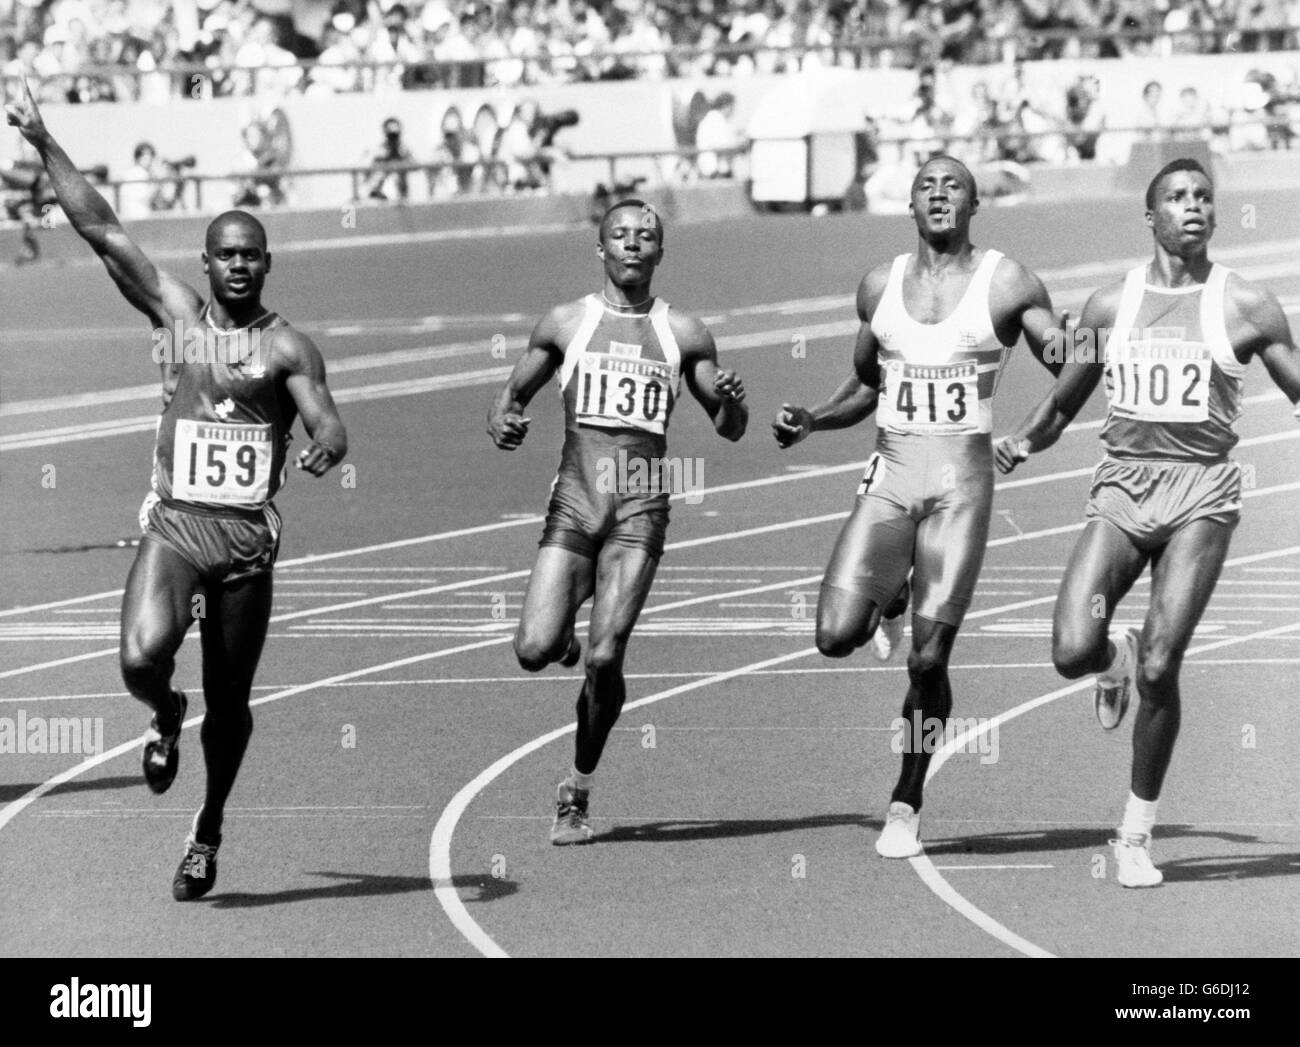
997, 159, 1300, 887
8, 80, 349, 900
488, 199, 748, 845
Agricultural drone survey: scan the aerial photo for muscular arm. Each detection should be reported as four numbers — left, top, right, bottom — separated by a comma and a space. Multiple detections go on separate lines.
487, 306, 568, 450
678, 313, 748, 442
278, 329, 348, 476
6, 79, 200, 326
1227, 276, 1300, 409
777, 268, 884, 447
995, 283, 1115, 472
995, 258, 1068, 377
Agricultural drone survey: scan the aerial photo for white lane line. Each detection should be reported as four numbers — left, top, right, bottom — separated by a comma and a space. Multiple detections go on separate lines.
0, 565, 857, 835
426, 530, 1300, 958
429, 647, 821, 958
910, 548, 1300, 960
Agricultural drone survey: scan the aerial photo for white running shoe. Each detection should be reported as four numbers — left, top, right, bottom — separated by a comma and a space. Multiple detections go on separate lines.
875, 801, 922, 858
872, 613, 905, 662
1095, 627, 1139, 731
1110, 831, 1163, 888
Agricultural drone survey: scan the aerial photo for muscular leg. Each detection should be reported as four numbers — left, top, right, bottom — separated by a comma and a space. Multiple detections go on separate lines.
120, 540, 201, 728
816, 499, 915, 658
194, 572, 274, 843
573, 543, 658, 775
890, 615, 959, 811
1052, 520, 1149, 679
1130, 519, 1232, 801
514, 546, 595, 671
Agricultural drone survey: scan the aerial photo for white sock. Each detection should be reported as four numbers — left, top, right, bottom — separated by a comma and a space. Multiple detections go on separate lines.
1120, 792, 1158, 839
567, 767, 595, 791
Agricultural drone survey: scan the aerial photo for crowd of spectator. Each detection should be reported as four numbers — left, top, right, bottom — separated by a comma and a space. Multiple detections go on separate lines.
5, 0, 1300, 104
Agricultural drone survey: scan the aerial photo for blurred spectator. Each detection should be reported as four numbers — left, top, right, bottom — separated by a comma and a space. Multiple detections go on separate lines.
1170, 84, 1213, 141
1063, 72, 1104, 160
429, 108, 484, 196
1135, 79, 1167, 140
119, 140, 158, 219
362, 115, 415, 201
695, 91, 743, 177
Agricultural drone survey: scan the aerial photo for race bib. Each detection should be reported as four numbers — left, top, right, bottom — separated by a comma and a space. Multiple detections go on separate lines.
171, 419, 272, 505
1106, 335, 1211, 424
574, 351, 675, 433
879, 361, 979, 435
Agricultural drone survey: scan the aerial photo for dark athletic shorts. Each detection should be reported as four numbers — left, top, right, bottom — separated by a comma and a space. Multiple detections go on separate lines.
139, 492, 282, 584
1085, 456, 1242, 551
540, 430, 672, 561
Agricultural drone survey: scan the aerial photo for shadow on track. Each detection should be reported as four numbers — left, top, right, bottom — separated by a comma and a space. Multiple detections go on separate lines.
597, 812, 879, 844
0, 774, 142, 803
921, 825, 1263, 858
211, 871, 518, 909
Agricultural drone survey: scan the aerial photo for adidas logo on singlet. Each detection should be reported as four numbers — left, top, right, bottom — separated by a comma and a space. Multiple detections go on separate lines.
213, 398, 235, 420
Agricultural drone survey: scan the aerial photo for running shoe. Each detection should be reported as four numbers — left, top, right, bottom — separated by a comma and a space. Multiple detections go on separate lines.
173, 815, 221, 901
143, 690, 187, 794
1110, 830, 1163, 888
1095, 627, 1138, 731
872, 613, 905, 662
875, 801, 922, 858
550, 782, 594, 845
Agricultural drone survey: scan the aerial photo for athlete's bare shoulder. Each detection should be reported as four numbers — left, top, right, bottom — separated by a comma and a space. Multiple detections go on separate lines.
989, 253, 1049, 308
856, 259, 896, 322
531, 297, 590, 353
264, 320, 326, 379
1079, 275, 1127, 329
1223, 269, 1291, 358
665, 306, 716, 360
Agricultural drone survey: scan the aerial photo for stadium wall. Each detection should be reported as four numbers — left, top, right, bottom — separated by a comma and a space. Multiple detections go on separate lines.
5, 49, 1300, 207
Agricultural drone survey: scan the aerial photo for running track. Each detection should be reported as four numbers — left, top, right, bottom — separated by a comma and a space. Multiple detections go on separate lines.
1, 200, 1298, 957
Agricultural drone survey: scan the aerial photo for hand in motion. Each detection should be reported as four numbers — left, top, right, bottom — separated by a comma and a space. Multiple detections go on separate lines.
4, 78, 47, 146
489, 412, 531, 450
772, 403, 813, 448
994, 435, 1031, 475
714, 369, 746, 403
296, 442, 340, 477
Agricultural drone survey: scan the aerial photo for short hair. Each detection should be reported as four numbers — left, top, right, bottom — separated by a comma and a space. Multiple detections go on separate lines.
911, 154, 977, 198
205, 210, 268, 252
133, 141, 155, 163
1145, 158, 1212, 210
1143, 80, 1162, 95
599, 198, 665, 246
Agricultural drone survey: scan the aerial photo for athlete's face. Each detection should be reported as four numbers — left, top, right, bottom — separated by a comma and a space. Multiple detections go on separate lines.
1146, 170, 1215, 253
203, 224, 270, 304
909, 160, 977, 239
597, 206, 664, 286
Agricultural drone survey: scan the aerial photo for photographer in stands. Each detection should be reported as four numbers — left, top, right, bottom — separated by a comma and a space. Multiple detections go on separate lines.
362, 116, 415, 202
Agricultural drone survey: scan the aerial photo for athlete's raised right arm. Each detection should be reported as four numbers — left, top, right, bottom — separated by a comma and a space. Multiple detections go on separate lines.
773, 266, 888, 448
487, 304, 571, 450
995, 281, 1118, 474
5, 78, 200, 325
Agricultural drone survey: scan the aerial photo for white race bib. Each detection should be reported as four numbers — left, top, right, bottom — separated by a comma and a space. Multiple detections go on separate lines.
879, 361, 979, 435
171, 419, 272, 505
1106, 336, 1211, 423
574, 351, 675, 433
